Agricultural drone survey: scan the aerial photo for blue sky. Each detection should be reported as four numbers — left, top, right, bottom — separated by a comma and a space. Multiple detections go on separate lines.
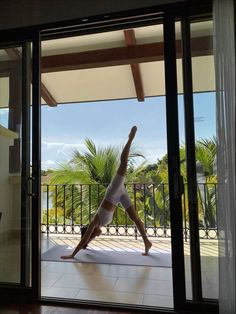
0, 92, 216, 170
41, 92, 216, 170
41, 96, 166, 170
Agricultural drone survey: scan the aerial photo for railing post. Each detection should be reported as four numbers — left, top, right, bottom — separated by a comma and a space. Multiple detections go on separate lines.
71, 184, 74, 234
63, 185, 66, 233
183, 183, 187, 242
153, 184, 156, 237
144, 183, 147, 228
163, 183, 167, 237
80, 184, 83, 227
134, 183, 137, 240
88, 184, 91, 222
46, 184, 49, 237
55, 185, 58, 233
215, 183, 218, 235
203, 183, 208, 239
115, 206, 118, 236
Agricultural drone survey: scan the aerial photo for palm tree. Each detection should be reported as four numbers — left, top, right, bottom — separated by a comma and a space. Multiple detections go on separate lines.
71, 138, 119, 186
50, 138, 144, 185
47, 138, 144, 225
195, 137, 217, 176
179, 137, 217, 228
126, 157, 170, 228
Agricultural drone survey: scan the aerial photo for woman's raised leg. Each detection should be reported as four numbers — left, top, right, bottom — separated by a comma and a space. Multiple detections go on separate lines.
117, 126, 137, 176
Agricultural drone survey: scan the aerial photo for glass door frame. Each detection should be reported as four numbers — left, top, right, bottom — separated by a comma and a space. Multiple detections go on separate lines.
39, 7, 217, 312
163, 12, 186, 311
163, 8, 218, 312
180, 15, 218, 312
0, 1, 218, 313
163, 12, 217, 313
31, 30, 42, 300
0, 30, 41, 300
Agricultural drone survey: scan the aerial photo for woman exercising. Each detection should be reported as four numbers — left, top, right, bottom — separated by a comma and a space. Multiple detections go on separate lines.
61, 126, 152, 259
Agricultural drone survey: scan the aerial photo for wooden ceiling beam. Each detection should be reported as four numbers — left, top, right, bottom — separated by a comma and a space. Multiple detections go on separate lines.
41, 35, 212, 73
41, 42, 164, 73
40, 83, 57, 107
5, 48, 57, 107
124, 29, 144, 102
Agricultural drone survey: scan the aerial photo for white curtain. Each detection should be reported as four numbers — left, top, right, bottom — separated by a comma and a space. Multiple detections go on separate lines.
213, 0, 236, 313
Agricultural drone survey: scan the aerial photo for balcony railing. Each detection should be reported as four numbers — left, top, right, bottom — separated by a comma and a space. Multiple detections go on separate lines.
41, 182, 218, 240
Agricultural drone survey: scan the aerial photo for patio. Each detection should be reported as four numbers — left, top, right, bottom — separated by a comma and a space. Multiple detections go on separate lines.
41, 234, 218, 308
41, 233, 218, 256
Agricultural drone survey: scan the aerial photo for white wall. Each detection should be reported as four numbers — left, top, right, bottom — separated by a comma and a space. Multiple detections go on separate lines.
0, 125, 19, 235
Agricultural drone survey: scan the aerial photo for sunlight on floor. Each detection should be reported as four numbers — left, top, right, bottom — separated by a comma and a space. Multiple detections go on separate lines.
40, 234, 218, 308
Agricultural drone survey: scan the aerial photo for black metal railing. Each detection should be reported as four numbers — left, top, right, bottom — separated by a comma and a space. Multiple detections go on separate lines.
41, 182, 218, 240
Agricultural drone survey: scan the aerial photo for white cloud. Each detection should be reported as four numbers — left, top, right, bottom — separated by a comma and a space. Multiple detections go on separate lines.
56, 144, 86, 161
41, 159, 57, 170
42, 140, 84, 149
57, 143, 85, 152
42, 141, 65, 148
41, 137, 168, 170
41, 141, 87, 170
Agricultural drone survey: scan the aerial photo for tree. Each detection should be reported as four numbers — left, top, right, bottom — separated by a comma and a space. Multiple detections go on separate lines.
46, 139, 144, 225
125, 157, 170, 228
179, 137, 217, 228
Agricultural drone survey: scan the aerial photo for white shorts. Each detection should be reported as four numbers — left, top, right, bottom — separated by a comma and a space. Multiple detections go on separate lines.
104, 174, 132, 209
97, 206, 114, 226
96, 174, 132, 226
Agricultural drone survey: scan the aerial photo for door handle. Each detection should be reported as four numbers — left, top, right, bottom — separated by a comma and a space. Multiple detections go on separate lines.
27, 177, 35, 197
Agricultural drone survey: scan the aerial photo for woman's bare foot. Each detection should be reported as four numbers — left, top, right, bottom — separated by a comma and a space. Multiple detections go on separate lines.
142, 240, 152, 256
129, 126, 137, 141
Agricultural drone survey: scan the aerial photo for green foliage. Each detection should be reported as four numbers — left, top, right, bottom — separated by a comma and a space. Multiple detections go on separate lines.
71, 138, 119, 186
42, 136, 217, 230
179, 137, 217, 228
42, 208, 65, 224
44, 138, 144, 225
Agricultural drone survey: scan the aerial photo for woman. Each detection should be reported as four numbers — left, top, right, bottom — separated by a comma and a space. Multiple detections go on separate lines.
61, 126, 152, 259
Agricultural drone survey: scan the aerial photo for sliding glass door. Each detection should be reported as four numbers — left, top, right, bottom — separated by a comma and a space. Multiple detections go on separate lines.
38, 6, 217, 313
0, 34, 41, 299
0, 2, 218, 313
163, 10, 218, 312
174, 12, 218, 313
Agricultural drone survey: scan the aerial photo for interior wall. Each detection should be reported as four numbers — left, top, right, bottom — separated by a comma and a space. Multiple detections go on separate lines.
0, 126, 18, 236
0, 0, 183, 31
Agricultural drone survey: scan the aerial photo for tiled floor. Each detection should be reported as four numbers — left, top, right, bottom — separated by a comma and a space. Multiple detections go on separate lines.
41, 235, 174, 309
0, 234, 218, 310
40, 234, 219, 309
41, 260, 174, 308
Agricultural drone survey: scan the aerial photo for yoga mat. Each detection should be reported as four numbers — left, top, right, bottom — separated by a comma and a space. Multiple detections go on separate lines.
41, 245, 172, 268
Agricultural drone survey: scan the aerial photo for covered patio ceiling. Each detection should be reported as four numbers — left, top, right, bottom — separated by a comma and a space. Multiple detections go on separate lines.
0, 21, 214, 108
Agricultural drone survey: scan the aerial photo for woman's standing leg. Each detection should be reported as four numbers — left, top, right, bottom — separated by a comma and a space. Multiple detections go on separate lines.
125, 205, 152, 255
120, 189, 152, 255
117, 126, 152, 254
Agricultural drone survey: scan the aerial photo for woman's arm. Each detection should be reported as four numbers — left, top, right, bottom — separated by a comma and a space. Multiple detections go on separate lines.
61, 214, 100, 259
